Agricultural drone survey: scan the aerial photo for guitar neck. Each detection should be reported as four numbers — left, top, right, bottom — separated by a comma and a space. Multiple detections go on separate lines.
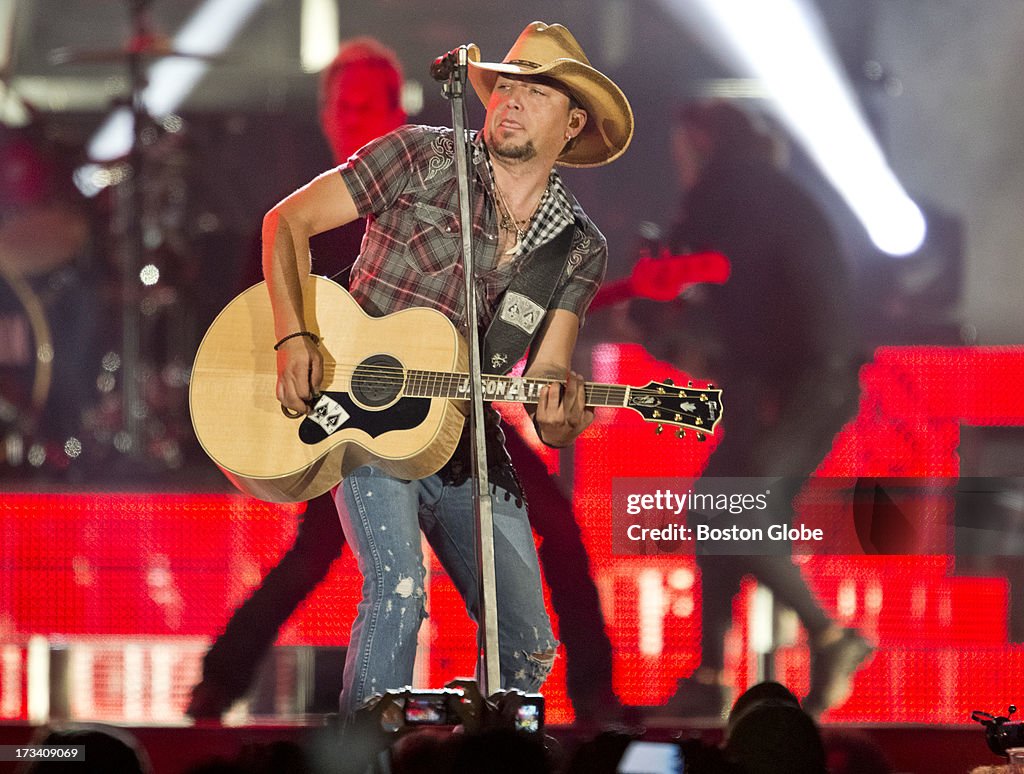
404, 371, 630, 408
356, 367, 720, 435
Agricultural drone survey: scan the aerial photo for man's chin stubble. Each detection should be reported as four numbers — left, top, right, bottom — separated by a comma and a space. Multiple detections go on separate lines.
491, 139, 537, 163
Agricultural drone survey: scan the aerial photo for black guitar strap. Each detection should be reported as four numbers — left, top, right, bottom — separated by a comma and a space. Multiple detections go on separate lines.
482, 223, 575, 376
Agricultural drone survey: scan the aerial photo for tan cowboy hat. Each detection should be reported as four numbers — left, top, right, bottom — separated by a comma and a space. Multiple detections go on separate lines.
467, 21, 633, 168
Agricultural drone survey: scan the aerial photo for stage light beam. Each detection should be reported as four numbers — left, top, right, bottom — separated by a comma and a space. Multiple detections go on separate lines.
659, 0, 926, 256
301, 0, 339, 73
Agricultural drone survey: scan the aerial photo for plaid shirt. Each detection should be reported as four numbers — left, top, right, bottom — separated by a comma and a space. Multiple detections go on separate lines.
338, 125, 607, 334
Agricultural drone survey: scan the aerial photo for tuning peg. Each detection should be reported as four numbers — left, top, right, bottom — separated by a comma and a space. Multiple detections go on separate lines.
664, 378, 674, 385
676, 429, 685, 439
687, 381, 693, 387
697, 433, 707, 442
708, 383, 715, 388
655, 424, 664, 435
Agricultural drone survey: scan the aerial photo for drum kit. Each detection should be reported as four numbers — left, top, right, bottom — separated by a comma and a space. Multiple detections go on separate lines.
1, 1, 220, 481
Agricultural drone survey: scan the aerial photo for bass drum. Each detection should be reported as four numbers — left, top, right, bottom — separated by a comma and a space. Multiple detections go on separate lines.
1, 261, 101, 472
0, 262, 54, 437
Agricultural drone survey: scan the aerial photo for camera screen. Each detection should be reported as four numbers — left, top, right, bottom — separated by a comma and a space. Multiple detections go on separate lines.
404, 697, 445, 724
515, 702, 540, 733
617, 740, 684, 774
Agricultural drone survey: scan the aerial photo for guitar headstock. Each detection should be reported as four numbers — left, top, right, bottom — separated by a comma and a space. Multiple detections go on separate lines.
626, 380, 723, 439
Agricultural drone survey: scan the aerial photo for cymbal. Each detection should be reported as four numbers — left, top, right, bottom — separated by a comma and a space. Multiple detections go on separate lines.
49, 38, 221, 67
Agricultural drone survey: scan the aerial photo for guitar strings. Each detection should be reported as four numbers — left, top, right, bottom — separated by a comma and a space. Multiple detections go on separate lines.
202, 358, 714, 423
201, 360, 710, 401
336, 367, 634, 402
313, 367, 711, 422
239, 358, 711, 390
249, 362, 691, 393
339, 372, 708, 401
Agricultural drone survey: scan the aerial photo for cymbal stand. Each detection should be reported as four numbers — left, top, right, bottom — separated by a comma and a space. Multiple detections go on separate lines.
114, 0, 156, 459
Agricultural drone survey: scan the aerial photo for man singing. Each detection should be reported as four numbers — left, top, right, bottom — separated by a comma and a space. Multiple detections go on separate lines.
262, 21, 633, 715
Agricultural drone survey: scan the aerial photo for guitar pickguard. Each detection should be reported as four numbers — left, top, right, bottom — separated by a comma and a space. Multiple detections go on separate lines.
297, 391, 431, 444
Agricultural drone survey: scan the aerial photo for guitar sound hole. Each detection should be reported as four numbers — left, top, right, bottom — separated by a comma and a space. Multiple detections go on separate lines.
351, 354, 404, 408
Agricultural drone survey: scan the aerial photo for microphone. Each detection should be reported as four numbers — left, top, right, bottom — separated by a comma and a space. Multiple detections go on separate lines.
430, 45, 468, 82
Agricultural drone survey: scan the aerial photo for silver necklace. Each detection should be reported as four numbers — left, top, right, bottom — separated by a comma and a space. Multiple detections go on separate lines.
494, 183, 540, 256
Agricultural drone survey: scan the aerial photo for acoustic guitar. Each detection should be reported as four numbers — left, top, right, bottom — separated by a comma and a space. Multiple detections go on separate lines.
189, 277, 723, 503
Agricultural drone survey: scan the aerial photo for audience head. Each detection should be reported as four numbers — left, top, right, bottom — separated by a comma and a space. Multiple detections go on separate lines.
16, 723, 152, 774
723, 681, 827, 774
388, 727, 457, 774
449, 727, 549, 773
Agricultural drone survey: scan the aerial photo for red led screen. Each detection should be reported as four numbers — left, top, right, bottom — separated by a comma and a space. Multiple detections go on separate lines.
2, 345, 1023, 725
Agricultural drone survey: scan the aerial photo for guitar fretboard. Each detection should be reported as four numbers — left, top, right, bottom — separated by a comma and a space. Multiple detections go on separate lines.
404, 371, 630, 407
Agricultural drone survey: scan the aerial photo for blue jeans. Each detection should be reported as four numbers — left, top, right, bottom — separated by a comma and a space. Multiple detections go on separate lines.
333, 465, 557, 715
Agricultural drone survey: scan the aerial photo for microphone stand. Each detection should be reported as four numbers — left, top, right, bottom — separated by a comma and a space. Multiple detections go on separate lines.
435, 47, 501, 696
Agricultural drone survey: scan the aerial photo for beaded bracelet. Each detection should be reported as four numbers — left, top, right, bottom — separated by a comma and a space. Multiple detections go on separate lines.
273, 331, 321, 351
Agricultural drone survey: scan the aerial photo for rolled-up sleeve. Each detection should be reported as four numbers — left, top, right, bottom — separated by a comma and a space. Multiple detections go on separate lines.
337, 125, 425, 217
548, 225, 608, 326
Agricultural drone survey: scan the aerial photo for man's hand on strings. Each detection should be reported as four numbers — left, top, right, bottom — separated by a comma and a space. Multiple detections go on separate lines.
276, 336, 323, 414
534, 370, 594, 447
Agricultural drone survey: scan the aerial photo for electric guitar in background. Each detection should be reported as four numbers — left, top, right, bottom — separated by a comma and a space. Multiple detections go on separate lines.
591, 248, 730, 310
189, 278, 724, 503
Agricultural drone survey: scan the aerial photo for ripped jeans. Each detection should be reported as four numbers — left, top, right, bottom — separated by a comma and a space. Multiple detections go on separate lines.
334, 465, 557, 715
